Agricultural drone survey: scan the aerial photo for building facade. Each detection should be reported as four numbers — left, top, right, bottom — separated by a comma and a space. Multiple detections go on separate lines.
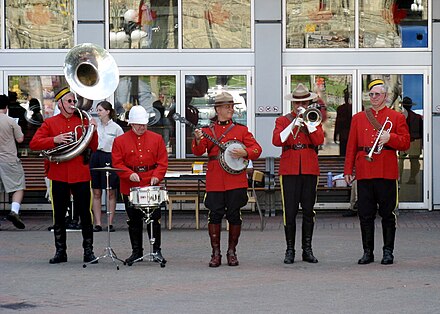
0, 0, 438, 210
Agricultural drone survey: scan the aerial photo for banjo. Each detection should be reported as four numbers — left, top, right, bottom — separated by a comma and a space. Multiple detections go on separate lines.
173, 113, 249, 174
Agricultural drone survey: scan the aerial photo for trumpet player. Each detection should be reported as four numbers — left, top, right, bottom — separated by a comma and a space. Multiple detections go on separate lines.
30, 87, 99, 264
272, 83, 324, 264
344, 79, 410, 265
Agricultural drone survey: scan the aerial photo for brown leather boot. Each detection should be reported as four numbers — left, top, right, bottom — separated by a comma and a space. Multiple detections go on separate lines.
227, 224, 241, 266
208, 224, 221, 267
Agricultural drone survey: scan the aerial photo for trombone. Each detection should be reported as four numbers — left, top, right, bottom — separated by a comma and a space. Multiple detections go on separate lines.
365, 117, 393, 162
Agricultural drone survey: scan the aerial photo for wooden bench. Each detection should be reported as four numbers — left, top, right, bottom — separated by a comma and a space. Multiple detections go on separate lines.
164, 158, 207, 230
1, 157, 47, 208
20, 158, 48, 204
262, 156, 351, 215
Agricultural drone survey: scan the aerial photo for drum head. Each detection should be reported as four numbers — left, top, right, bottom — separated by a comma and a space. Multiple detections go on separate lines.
223, 142, 248, 172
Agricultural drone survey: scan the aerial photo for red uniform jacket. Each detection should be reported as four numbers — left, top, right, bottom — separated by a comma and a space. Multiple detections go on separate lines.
192, 120, 262, 192
272, 113, 325, 176
29, 113, 98, 183
344, 107, 410, 180
112, 129, 168, 195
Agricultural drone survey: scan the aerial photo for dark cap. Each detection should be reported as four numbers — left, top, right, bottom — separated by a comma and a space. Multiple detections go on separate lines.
402, 96, 415, 107
368, 79, 385, 90
54, 87, 71, 101
0, 94, 8, 109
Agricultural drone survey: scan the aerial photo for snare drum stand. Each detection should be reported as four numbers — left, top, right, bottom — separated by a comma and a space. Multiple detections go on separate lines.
129, 205, 166, 268
84, 169, 124, 270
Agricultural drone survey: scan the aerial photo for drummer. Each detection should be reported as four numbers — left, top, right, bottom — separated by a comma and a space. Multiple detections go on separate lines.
112, 105, 168, 265
192, 92, 262, 267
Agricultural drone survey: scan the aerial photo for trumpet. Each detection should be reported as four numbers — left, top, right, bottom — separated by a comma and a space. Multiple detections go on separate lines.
365, 117, 393, 162
292, 105, 322, 139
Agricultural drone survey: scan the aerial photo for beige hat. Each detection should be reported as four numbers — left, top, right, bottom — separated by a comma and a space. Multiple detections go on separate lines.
284, 83, 317, 102
213, 92, 240, 107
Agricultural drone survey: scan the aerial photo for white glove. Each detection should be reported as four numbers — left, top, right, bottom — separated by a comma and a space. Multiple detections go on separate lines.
294, 117, 304, 127
306, 123, 317, 133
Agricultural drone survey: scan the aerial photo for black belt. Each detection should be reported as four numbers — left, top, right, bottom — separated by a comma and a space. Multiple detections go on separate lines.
358, 146, 394, 153
129, 164, 157, 172
283, 144, 316, 151
208, 156, 219, 161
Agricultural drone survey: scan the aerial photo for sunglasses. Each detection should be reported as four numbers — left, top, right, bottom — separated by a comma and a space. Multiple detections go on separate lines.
64, 99, 78, 104
368, 92, 384, 98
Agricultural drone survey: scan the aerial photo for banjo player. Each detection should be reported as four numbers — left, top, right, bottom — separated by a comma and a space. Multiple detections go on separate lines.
192, 91, 262, 268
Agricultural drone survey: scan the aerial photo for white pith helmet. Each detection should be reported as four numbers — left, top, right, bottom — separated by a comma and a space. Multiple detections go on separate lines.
128, 105, 148, 125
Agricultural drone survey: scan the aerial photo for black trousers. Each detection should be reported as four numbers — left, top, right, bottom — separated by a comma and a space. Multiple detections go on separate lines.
357, 178, 398, 229
51, 180, 93, 228
280, 175, 317, 225
204, 188, 248, 225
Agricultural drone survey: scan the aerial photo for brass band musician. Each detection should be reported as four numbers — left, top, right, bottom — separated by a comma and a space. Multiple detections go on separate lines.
30, 87, 99, 264
272, 83, 324, 265
344, 79, 410, 265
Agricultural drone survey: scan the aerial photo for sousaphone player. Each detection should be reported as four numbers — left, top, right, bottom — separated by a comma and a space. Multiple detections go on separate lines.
192, 92, 262, 267
30, 87, 99, 264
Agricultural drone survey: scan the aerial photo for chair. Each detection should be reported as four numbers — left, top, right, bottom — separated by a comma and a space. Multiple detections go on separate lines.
168, 194, 199, 230
227, 170, 265, 231
249, 170, 265, 231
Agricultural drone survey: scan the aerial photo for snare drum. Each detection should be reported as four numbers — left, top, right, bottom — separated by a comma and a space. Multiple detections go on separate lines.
129, 186, 168, 207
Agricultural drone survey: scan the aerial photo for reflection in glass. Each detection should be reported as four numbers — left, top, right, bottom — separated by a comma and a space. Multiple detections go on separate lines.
361, 73, 424, 202
182, 0, 251, 49
5, 0, 74, 49
286, 0, 355, 49
290, 74, 352, 156
359, 0, 428, 48
109, 0, 178, 49
7, 75, 67, 157
182, 74, 247, 156
114, 75, 176, 155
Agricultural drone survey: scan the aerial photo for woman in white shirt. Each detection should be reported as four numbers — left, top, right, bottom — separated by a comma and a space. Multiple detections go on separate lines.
90, 101, 124, 232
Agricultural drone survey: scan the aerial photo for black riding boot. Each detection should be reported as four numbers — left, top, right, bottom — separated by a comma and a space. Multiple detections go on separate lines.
283, 224, 295, 264
358, 224, 375, 264
148, 222, 167, 264
302, 221, 318, 263
82, 224, 97, 263
125, 220, 144, 266
381, 225, 396, 265
49, 224, 67, 264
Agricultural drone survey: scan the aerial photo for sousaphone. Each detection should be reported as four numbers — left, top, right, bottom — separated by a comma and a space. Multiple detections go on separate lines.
43, 43, 119, 163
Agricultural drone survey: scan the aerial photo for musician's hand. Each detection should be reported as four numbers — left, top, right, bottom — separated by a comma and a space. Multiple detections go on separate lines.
150, 176, 159, 185
194, 129, 204, 141
129, 173, 141, 182
294, 117, 304, 127
345, 174, 355, 185
229, 147, 247, 159
90, 117, 97, 127
306, 123, 317, 133
54, 132, 74, 145
379, 131, 390, 147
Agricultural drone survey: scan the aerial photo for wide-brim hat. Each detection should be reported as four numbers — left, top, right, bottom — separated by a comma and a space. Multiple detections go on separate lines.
284, 83, 317, 102
213, 92, 240, 107
402, 96, 415, 107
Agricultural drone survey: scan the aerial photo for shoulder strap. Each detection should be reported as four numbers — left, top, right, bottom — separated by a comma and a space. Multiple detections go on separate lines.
365, 109, 383, 131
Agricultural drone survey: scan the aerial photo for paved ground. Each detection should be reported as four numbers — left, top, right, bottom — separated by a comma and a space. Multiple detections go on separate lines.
1, 210, 440, 313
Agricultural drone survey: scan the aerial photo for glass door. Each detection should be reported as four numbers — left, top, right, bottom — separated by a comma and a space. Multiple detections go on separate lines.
284, 67, 430, 209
